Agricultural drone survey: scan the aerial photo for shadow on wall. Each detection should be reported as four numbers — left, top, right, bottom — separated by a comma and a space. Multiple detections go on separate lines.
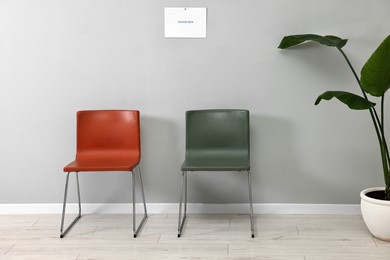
140, 115, 182, 203
183, 114, 299, 204
251, 114, 358, 204
64, 113, 351, 205
252, 114, 307, 203
136, 113, 319, 205
64, 115, 180, 204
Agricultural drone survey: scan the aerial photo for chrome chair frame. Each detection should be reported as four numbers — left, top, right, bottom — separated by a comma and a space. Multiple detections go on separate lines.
177, 170, 255, 238
60, 166, 147, 238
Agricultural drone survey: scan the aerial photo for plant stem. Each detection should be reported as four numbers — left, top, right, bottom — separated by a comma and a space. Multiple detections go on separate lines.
337, 47, 390, 199
381, 97, 390, 200
336, 48, 383, 144
381, 97, 390, 163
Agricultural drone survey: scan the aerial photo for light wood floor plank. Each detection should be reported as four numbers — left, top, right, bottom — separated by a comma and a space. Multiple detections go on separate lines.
373, 237, 390, 247
0, 214, 389, 259
0, 243, 14, 255
7, 241, 228, 256
77, 254, 304, 260
0, 255, 78, 260
0, 215, 39, 228
305, 256, 390, 260
0, 226, 97, 240
228, 244, 390, 257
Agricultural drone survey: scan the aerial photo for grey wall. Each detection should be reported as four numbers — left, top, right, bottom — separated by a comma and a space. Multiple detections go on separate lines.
0, 0, 389, 204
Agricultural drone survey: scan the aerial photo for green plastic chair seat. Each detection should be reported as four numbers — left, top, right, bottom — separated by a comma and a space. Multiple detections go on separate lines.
181, 151, 250, 171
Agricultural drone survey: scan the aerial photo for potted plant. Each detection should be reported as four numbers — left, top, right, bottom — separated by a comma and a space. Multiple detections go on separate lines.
278, 34, 390, 241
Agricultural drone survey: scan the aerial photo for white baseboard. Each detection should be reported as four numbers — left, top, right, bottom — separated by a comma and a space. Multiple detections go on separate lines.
0, 203, 361, 215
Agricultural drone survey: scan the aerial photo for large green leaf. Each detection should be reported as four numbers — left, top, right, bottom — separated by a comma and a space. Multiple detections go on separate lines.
315, 91, 375, 110
361, 35, 390, 97
278, 34, 348, 49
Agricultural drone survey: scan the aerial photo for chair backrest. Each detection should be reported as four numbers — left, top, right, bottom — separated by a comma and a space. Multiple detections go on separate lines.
75, 110, 140, 161
185, 109, 249, 156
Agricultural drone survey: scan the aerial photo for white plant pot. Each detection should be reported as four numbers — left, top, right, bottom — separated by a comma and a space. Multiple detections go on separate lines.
360, 187, 390, 241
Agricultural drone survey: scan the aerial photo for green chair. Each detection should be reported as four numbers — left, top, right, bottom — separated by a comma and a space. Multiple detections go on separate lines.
177, 109, 254, 238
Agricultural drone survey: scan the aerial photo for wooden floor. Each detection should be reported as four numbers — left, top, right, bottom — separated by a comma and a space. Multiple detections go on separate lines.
1, 214, 390, 259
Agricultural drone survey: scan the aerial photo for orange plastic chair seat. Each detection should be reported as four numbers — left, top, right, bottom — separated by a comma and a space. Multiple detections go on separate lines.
64, 153, 139, 172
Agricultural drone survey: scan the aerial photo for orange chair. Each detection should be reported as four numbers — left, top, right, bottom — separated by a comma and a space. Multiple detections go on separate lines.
60, 110, 147, 238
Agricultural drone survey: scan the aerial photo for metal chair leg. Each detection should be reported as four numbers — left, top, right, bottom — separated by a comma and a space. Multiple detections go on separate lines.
60, 172, 81, 238
132, 166, 148, 238
177, 171, 187, 237
248, 171, 255, 238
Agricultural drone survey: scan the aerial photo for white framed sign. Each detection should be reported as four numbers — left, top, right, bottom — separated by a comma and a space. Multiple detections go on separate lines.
164, 7, 207, 38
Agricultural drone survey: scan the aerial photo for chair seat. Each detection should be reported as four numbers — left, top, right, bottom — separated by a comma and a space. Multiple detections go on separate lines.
64, 152, 139, 172
181, 154, 250, 171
